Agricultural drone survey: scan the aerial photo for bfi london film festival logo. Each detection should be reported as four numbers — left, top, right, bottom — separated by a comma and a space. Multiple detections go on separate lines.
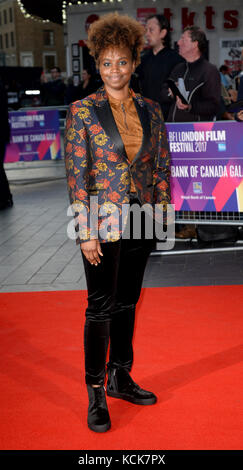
67, 197, 175, 250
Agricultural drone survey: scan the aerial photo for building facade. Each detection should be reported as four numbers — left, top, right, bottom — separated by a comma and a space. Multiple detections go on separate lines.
0, 0, 66, 73
64, 0, 243, 78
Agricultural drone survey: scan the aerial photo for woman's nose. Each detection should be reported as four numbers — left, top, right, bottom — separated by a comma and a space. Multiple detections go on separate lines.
110, 63, 119, 72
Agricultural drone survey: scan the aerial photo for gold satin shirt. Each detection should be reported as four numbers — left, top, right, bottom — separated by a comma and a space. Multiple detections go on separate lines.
108, 93, 143, 193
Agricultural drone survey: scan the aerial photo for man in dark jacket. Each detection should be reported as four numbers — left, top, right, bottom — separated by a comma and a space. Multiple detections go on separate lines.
167, 27, 221, 239
235, 77, 243, 121
0, 78, 13, 210
136, 14, 184, 120
167, 26, 221, 122
237, 76, 243, 101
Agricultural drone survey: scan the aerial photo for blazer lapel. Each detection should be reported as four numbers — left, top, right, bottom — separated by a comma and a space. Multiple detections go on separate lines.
93, 87, 151, 164
94, 88, 128, 160
132, 97, 151, 164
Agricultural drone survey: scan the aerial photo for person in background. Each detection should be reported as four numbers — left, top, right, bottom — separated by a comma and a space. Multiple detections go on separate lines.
65, 77, 78, 105
136, 14, 184, 121
77, 68, 97, 99
237, 76, 243, 101
0, 78, 13, 210
218, 66, 236, 120
41, 66, 66, 106
235, 78, 243, 121
65, 13, 171, 433
218, 69, 243, 120
167, 26, 220, 123
167, 26, 221, 239
65, 69, 98, 104
234, 49, 243, 90
219, 64, 237, 114
219, 65, 232, 89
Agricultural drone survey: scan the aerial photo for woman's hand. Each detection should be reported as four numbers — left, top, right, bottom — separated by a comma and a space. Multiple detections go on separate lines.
81, 239, 103, 266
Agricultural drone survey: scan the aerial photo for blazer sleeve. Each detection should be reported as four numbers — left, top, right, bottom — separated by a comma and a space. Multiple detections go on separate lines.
153, 105, 171, 206
64, 103, 91, 243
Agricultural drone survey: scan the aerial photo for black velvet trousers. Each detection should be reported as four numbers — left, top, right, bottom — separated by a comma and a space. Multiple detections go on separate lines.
81, 197, 155, 385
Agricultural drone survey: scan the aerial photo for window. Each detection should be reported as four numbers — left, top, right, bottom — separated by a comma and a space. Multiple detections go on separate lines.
43, 30, 54, 46
10, 31, 14, 47
3, 9, 7, 24
0, 34, 2, 50
20, 52, 34, 67
5, 33, 8, 48
44, 54, 56, 71
9, 7, 13, 23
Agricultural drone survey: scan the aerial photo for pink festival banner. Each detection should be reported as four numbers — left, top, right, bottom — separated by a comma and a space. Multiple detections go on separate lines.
166, 121, 243, 212
5, 109, 61, 162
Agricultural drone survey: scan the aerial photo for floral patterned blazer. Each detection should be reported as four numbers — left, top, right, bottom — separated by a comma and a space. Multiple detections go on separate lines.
65, 86, 171, 243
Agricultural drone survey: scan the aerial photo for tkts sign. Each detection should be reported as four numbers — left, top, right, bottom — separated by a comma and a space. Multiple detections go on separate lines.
161, 6, 239, 30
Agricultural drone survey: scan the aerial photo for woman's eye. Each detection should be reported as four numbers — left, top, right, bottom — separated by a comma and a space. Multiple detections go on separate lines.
102, 60, 127, 67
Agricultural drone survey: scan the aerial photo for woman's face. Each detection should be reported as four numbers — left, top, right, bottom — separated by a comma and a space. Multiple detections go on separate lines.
98, 46, 135, 95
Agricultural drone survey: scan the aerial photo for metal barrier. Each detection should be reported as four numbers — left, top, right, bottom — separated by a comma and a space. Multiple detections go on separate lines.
153, 210, 243, 256
175, 209, 243, 226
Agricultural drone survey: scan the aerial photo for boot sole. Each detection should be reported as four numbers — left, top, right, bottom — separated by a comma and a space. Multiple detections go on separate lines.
88, 420, 111, 433
107, 390, 157, 405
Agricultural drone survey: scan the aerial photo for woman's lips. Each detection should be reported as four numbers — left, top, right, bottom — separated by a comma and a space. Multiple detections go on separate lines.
109, 75, 122, 81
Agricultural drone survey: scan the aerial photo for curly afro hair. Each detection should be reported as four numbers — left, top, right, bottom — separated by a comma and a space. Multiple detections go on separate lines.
87, 13, 145, 66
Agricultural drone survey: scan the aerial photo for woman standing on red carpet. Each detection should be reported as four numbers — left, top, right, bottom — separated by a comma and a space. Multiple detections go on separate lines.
65, 13, 171, 433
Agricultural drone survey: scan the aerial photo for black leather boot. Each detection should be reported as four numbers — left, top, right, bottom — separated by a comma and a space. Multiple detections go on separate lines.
87, 384, 111, 433
106, 366, 157, 405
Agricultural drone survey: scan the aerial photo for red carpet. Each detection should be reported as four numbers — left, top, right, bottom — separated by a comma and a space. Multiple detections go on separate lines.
0, 286, 243, 450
